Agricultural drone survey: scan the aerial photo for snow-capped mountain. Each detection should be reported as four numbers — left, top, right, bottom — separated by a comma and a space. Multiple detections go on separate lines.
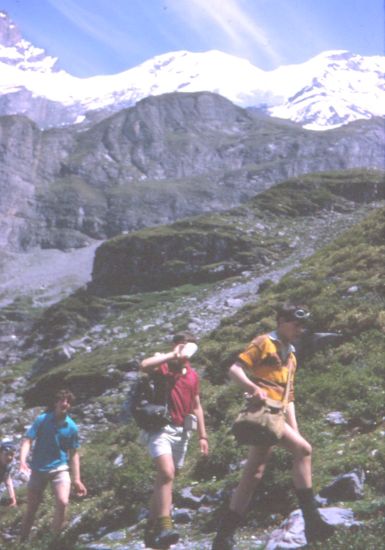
0, 10, 384, 130
0, 11, 58, 72
268, 51, 385, 129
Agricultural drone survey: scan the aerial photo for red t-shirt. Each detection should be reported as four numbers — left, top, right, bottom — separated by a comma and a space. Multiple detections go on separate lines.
157, 362, 200, 426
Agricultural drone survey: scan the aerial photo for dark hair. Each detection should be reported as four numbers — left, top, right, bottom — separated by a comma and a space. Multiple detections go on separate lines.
172, 331, 197, 345
276, 303, 310, 323
46, 389, 75, 411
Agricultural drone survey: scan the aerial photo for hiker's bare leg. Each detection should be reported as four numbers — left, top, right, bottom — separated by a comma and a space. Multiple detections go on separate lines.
151, 454, 175, 518
20, 486, 44, 541
51, 478, 71, 534
278, 422, 312, 488
230, 444, 272, 516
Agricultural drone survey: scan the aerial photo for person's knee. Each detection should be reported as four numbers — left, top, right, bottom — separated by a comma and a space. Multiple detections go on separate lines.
303, 440, 312, 457
54, 486, 70, 509
243, 462, 266, 483
295, 440, 312, 459
55, 495, 69, 509
26, 490, 43, 510
240, 461, 266, 488
158, 464, 175, 484
252, 463, 266, 482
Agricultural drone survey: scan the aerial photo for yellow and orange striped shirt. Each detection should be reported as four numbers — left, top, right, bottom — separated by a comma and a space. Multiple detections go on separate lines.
237, 332, 296, 403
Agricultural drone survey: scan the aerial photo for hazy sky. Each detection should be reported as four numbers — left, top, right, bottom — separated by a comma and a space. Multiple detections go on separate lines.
2, 0, 384, 77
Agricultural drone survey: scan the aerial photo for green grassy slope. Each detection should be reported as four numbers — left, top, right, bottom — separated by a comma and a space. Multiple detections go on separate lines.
90, 169, 385, 295
2, 170, 385, 549
22, 169, 385, 402
195, 206, 385, 548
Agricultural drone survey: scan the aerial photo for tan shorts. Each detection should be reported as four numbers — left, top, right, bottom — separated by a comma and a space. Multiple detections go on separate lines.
28, 469, 71, 492
140, 425, 191, 469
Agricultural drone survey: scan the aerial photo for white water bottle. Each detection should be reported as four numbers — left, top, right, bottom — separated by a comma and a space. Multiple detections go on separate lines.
182, 342, 198, 358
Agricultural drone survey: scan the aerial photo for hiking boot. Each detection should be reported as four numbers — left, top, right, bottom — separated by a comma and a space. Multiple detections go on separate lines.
152, 516, 180, 548
211, 508, 242, 550
152, 528, 180, 548
144, 524, 155, 548
304, 510, 335, 543
211, 530, 236, 550
295, 487, 335, 543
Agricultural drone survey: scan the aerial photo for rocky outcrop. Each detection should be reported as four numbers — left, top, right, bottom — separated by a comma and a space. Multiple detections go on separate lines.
0, 92, 384, 252
0, 89, 82, 128
89, 222, 283, 295
89, 169, 385, 295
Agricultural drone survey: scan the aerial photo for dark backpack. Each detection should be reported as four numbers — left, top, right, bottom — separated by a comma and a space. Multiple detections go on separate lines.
130, 374, 171, 431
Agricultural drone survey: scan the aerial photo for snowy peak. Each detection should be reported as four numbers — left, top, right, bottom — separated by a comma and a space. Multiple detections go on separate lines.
0, 10, 384, 131
0, 10, 58, 73
121, 48, 385, 130
113, 49, 272, 107
269, 50, 385, 129
0, 10, 20, 46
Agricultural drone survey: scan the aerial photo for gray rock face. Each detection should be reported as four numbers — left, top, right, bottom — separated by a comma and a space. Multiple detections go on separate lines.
0, 89, 82, 128
318, 469, 365, 503
326, 411, 348, 425
0, 92, 384, 253
89, 169, 385, 296
265, 507, 360, 549
90, 225, 261, 295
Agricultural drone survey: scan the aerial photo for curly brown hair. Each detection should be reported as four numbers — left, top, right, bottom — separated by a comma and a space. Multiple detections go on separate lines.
46, 389, 75, 411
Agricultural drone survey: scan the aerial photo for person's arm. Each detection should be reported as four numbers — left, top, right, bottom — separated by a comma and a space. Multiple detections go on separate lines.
4, 475, 17, 506
229, 363, 267, 401
69, 449, 87, 496
192, 394, 209, 455
19, 438, 32, 477
285, 401, 299, 432
140, 345, 183, 372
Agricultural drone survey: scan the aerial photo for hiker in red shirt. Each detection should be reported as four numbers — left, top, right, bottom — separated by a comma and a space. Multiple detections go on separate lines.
140, 332, 209, 548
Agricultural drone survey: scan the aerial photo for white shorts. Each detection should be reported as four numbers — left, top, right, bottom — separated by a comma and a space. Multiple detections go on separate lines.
28, 469, 71, 493
140, 424, 191, 469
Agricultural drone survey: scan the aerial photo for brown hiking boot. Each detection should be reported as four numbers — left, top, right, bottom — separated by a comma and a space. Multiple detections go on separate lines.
296, 487, 335, 543
212, 530, 236, 550
211, 508, 242, 550
152, 516, 180, 548
304, 510, 335, 543
152, 529, 179, 548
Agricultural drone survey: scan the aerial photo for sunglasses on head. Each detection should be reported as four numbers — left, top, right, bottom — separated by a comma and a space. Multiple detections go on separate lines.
293, 308, 310, 320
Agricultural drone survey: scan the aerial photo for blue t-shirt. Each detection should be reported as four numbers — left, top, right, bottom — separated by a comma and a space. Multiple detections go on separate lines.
25, 412, 80, 472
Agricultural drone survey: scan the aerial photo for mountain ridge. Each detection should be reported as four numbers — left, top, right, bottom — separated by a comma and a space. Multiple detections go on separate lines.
1, 11, 384, 130
1, 92, 384, 254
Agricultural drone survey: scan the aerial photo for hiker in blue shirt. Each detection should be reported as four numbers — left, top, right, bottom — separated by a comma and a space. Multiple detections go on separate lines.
19, 389, 87, 542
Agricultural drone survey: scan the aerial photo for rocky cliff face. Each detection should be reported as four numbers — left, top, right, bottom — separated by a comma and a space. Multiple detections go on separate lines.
89, 169, 385, 296
0, 92, 384, 253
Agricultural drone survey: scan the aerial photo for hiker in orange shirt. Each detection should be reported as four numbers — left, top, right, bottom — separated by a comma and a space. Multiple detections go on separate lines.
212, 304, 335, 549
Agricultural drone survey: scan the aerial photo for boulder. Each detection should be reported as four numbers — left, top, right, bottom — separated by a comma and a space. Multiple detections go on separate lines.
318, 469, 365, 503
265, 507, 361, 549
